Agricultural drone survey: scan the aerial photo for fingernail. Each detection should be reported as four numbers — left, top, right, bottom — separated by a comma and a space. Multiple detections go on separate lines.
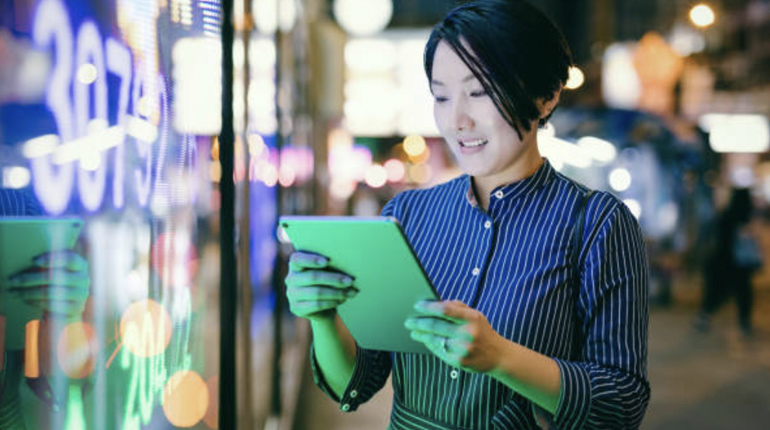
315, 256, 328, 265
343, 276, 353, 286
413, 302, 425, 311
345, 289, 357, 298
33, 255, 47, 266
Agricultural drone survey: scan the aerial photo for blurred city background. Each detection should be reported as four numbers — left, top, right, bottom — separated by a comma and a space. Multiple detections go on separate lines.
0, 0, 769, 429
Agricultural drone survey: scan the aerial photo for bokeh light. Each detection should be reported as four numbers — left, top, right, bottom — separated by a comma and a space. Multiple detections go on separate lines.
151, 231, 199, 288
162, 370, 209, 427
409, 163, 433, 185
76, 63, 98, 84
364, 164, 388, 188
565, 66, 585, 90
120, 299, 173, 357
203, 376, 219, 429
2, 166, 32, 188
384, 158, 406, 182
333, 0, 393, 36
57, 322, 99, 379
330, 179, 357, 201
690, 4, 715, 28
609, 167, 632, 192
278, 164, 296, 187
403, 135, 427, 158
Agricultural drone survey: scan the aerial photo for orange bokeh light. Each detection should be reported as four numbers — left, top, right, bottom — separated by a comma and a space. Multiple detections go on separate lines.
163, 370, 209, 428
203, 376, 219, 429
120, 299, 172, 357
57, 321, 99, 379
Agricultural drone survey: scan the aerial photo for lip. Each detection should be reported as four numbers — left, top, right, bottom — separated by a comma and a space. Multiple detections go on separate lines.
457, 138, 488, 154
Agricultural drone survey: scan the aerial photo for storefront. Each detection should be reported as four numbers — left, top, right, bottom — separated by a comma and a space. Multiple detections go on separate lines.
0, 0, 292, 428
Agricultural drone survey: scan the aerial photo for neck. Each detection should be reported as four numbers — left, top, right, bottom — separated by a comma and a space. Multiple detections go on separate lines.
474, 156, 544, 210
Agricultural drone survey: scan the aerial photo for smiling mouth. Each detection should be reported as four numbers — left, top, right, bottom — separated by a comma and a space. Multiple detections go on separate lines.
459, 139, 487, 148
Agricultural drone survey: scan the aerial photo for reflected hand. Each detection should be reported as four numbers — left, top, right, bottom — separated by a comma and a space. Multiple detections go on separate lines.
405, 300, 504, 373
284, 251, 357, 322
5, 250, 90, 319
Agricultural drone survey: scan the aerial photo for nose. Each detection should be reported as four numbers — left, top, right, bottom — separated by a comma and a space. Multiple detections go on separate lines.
452, 102, 473, 132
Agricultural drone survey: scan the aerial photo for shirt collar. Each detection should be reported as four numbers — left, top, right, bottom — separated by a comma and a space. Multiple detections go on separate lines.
463, 158, 554, 207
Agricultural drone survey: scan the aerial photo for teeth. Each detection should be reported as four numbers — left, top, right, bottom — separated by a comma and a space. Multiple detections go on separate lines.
461, 139, 486, 147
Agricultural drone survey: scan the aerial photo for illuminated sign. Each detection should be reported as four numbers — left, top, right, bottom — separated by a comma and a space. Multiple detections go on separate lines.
28, 0, 198, 215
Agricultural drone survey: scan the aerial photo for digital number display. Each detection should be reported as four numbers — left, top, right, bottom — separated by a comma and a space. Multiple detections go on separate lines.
1, 0, 227, 429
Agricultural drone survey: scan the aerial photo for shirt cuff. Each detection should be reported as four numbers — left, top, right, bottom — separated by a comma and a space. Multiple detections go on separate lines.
309, 342, 387, 413
551, 358, 592, 430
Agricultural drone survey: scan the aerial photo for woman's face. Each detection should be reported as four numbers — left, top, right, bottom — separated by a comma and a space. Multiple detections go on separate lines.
430, 41, 542, 190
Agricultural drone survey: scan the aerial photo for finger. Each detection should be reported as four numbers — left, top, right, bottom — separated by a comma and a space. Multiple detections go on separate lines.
33, 251, 88, 272
410, 332, 466, 369
286, 285, 357, 303
285, 270, 353, 289
409, 331, 444, 350
13, 285, 90, 302
413, 301, 465, 324
440, 301, 475, 321
288, 252, 330, 272
289, 299, 346, 317
6, 272, 90, 290
23, 299, 86, 316
404, 316, 459, 338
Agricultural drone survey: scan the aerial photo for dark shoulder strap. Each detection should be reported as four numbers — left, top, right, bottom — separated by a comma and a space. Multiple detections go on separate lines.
571, 190, 595, 287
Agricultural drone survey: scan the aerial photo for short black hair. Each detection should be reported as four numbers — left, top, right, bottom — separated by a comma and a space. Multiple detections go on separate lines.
424, 0, 572, 139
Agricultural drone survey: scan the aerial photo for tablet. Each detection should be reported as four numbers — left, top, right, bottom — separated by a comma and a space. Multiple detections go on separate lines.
279, 216, 440, 354
0, 217, 84, 349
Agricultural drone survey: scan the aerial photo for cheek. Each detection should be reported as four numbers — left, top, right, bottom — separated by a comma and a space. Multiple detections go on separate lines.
433, 105, 450, 133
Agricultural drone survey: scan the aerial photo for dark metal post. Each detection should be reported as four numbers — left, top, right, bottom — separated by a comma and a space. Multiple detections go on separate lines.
219, 0, 236, 427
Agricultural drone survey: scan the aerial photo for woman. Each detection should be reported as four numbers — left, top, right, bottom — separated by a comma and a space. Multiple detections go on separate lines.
285, 1, 650, 428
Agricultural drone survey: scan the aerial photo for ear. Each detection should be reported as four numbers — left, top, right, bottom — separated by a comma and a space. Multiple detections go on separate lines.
536, 86, 563, 121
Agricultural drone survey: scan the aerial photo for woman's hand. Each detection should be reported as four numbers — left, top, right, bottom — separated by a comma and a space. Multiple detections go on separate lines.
284, 251, 358, 322
5, 250, 90, 319
405, 300, 505, 373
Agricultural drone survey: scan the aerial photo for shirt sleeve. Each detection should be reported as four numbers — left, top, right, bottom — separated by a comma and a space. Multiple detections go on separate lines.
308, 194, 404, 412
551, 195, 651, 429
0, 189, 44, 216
309, 343, 392, 412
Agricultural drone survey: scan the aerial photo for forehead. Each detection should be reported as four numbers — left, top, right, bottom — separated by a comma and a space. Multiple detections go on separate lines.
431, 40, 479, 85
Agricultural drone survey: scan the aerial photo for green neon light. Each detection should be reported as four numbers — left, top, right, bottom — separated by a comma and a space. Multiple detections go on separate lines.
120, 290, 194, 429
64, 384, 86, 430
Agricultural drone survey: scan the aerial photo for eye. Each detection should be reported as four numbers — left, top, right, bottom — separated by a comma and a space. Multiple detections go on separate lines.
469, 89, 487, 98
433, 95, 448, 103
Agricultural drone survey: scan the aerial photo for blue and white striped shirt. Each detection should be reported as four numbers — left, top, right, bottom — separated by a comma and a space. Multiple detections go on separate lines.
312, 160, 650, 429
0, 189, 43, 216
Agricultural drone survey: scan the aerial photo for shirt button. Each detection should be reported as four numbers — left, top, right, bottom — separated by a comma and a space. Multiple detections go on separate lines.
350, 390, 358, 398
450, 369, 459, 379
494, 190, 504, 199
484, 220, 492, 229
472, 267, 480, 276
341, 403, 351, 412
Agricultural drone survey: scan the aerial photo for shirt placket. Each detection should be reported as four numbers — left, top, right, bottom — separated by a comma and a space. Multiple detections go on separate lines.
452, 209, 497, 426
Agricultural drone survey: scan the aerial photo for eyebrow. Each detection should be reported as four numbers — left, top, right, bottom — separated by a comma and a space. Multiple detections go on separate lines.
430, 74, 477, 87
